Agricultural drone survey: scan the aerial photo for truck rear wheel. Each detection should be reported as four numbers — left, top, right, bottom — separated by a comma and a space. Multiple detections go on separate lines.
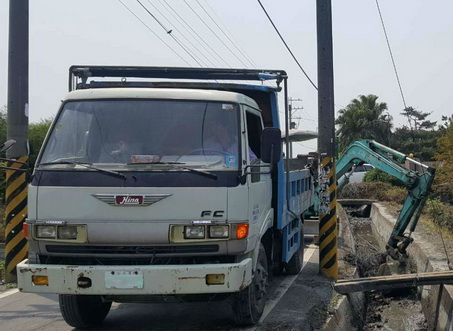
284, 228, 305, 275
233, 244, 268, 326
59, 294, 112, 328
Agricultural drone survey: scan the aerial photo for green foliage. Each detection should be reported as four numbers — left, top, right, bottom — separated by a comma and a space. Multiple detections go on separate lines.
338, 182, 406, 204
28, 118, 53, 168
400, 106, 437, 132
0, 107, 7, 143
363, 168, 404, 187
391, 107, 441, 161
390, 126, 441, 161
433, 115, 453, 204
0, 108, 52, 203
336, 94, 392, 152
425, 199, 453, 232
435, 115, 453, 164
0, 259, 4, 282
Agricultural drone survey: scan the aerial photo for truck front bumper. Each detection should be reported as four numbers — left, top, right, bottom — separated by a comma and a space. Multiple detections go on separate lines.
17, 258, 252, 295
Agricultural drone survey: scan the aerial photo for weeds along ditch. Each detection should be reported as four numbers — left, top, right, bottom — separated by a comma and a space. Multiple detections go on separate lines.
344, 206, 428, 331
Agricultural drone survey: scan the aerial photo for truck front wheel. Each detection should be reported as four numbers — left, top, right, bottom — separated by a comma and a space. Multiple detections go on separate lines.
59, 294, 112, 328
233, 244, 268, 326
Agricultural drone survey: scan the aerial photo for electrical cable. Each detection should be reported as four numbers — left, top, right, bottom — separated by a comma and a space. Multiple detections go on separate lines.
204, 0, 257, 68
118, 0, 191, 66
184, 0, 250, 68
257, 0, 317, 90
145, 0, 216, 67
162, 0, 231, 68
196, 0, 256, 68
375, 0, 407, 109
202, 0, 258, 68
137, 0, 203, 66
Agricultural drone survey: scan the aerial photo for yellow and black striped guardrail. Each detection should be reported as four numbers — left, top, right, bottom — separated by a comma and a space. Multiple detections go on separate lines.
318, 156, 338, 279
5, 155, 28, 283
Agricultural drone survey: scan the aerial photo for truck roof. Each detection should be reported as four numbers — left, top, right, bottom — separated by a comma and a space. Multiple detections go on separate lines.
63, 88, 261, 109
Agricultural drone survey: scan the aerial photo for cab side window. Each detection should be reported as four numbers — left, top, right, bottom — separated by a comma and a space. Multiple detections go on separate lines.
246, 111, 263, 161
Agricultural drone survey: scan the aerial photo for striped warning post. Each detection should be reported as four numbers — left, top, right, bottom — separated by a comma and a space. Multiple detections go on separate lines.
5, 156, 28, 283
318, 156, 338, 279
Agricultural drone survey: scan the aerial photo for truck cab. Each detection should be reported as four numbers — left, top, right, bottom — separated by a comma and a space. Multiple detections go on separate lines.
17, 67, 315, 327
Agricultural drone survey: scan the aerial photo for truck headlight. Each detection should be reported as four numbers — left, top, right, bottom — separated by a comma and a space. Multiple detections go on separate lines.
36, 225, 57, 239
184, 226, 205, 239
208, 225, 229, 238
57, 226, 78, 240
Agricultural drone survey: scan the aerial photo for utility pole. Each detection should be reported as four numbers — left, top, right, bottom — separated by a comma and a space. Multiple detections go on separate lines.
316, 0, 338, 280
288, 97, 303, 158
6, 0, 29, 283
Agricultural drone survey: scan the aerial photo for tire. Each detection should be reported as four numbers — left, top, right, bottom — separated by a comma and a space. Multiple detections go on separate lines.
233, 244, 268, 326
284, 227, 305, 275
59, 294, 112, 328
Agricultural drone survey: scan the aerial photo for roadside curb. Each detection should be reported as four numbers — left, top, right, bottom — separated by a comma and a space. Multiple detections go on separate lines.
0, 288, 19, 299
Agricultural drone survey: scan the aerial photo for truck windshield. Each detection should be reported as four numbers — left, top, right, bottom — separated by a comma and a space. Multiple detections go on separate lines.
39, 99, 241, 171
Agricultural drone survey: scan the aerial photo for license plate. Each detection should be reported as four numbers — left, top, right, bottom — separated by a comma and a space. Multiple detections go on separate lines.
105, 270, 144, 289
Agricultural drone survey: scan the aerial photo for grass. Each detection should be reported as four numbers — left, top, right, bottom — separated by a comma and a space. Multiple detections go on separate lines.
328, 292, 343, 311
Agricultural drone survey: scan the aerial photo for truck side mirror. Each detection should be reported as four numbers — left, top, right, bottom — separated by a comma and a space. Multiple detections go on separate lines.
261, 128, 282, 164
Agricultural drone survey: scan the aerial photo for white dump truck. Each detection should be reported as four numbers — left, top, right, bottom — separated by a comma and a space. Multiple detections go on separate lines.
17, 66, 315, 327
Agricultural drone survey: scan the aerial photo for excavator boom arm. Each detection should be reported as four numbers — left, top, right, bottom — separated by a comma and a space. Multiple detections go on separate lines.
337, 140, 436, 259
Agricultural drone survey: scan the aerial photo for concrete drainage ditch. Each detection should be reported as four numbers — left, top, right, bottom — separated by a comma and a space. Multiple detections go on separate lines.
323, 202, 453, 331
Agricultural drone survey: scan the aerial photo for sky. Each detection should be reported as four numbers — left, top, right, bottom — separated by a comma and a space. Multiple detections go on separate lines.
0, 0, 452, 155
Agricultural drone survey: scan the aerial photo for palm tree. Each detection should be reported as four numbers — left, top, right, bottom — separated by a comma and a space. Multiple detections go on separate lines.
336, 94, 392, 151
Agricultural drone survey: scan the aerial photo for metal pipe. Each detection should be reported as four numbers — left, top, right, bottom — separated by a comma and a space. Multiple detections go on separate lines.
405, 157, 430, 170
284, 78, 298, 221
370, 140, 407, 163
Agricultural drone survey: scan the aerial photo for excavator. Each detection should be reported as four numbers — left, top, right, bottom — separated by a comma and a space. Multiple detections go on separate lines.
336, 139, 436, 260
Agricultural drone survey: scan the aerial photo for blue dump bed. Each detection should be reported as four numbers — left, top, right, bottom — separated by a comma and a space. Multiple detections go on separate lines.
278, 167, 315, 263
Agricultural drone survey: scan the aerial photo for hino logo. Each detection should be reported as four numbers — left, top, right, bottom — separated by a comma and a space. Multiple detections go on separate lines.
116, 195, 143, 205
92, 194, 172, 207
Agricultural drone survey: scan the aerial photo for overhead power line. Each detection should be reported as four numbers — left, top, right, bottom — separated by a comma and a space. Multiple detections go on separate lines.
162, 0, 231, 67
202, 0, 258, 68
118, 0, 191, 66
145, 0, 216, 67
137, 0, 203, 66
256, 0, 318, 90
184, 0, 250, 68
375, 0, 407, 109
196, 0, 256, 68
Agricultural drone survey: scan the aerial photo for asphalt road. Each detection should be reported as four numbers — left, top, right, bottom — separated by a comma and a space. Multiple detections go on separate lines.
0, 241, 333, 330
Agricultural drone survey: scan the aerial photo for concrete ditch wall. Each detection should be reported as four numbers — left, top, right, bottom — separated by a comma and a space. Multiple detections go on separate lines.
324, 202, 453, 331
371, 203, 453, 331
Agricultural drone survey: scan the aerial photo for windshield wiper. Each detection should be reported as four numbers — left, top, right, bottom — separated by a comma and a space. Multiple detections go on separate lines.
38, 161, 127, 180
128, 161, 217, 180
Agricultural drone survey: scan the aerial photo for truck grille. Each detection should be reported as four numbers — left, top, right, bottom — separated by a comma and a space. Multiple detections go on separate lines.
45, 244, 219, 255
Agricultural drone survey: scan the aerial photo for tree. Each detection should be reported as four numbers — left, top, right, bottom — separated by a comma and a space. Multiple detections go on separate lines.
29, 118, 53, 167
0, 111, 52, 201
391, 107, 440, 161
0, 107, 7, 143
336, 94, 392, 152
434, 115, 453, 204
400, 107, 437, 142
